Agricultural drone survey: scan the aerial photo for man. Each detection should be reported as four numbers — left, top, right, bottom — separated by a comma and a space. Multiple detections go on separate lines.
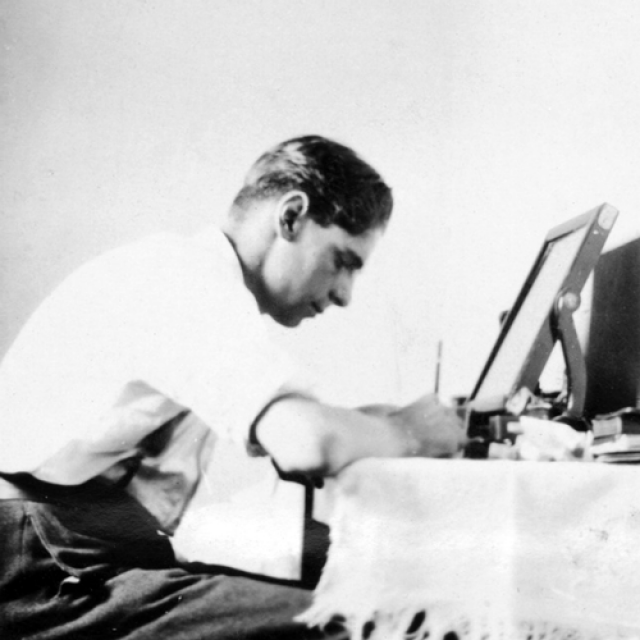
0, 135, 466, 639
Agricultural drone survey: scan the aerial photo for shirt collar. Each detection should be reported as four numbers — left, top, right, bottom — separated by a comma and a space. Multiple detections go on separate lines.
192, 224, 244, 277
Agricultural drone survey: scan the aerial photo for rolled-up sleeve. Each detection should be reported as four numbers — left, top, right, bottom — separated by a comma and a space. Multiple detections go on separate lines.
130, 236, 312, 452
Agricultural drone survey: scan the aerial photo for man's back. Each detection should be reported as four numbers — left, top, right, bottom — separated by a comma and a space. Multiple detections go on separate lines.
0, 227, 299, 502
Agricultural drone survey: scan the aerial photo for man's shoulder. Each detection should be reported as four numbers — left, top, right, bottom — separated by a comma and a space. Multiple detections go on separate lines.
38, 225, 253, 324
80, 225, 240, 286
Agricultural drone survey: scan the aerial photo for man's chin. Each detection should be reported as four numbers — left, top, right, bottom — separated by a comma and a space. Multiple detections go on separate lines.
271, 311, 304, 328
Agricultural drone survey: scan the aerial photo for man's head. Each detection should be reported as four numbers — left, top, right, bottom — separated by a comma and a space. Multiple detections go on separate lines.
226, 136, 393, 327
233, 135, 393, 235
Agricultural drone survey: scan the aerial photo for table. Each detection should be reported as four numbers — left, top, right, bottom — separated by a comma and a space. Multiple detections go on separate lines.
300, 458, 640, 640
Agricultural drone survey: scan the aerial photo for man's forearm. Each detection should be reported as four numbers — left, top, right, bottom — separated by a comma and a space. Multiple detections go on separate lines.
357, 403, 399, 417
255, 397, 410, 477
255, 394, 466, 478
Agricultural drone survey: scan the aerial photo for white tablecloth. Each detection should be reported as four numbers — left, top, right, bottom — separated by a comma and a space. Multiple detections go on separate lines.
300, 458, 640, 640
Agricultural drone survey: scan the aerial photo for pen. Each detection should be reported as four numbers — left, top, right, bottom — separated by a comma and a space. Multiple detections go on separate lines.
434, 339, 443, 396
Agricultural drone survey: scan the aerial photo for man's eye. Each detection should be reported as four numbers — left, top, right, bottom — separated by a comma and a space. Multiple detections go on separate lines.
334, 253, 359, 273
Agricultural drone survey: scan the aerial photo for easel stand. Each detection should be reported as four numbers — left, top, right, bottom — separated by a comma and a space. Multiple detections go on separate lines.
465, 288, 590, 457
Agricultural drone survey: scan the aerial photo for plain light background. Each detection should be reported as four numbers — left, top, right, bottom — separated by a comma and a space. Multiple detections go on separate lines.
2, 0, 640, 408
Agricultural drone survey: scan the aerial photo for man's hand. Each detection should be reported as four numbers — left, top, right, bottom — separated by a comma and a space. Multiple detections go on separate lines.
388, 393, 467, 458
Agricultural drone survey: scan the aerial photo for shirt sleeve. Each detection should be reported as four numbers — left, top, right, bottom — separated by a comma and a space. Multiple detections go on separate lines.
128, 241, 313, 452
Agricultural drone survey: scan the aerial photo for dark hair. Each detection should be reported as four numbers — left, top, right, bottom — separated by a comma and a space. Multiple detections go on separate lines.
233, 135, 393, 235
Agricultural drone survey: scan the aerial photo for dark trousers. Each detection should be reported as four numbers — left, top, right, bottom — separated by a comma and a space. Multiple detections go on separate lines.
0, 476, 344, 640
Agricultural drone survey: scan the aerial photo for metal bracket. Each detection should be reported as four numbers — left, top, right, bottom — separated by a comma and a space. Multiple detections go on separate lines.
553, 289, 587, 419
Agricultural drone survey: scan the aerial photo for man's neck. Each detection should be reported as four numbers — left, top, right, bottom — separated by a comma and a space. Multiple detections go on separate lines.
221, 214, 272, 315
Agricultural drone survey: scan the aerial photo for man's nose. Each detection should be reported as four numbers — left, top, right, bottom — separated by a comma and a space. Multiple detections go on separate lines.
329, 276, 353, 308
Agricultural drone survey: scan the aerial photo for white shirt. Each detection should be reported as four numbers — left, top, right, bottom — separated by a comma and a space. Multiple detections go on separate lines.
0, 226, 308, 533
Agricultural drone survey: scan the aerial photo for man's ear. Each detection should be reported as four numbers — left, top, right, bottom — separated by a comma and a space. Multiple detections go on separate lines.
277, 191, 310, 241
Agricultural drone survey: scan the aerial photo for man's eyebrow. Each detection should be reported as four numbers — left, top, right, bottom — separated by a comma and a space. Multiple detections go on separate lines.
338, 248, 364, 270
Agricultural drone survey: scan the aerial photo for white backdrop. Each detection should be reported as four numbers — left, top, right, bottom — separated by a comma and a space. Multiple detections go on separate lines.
2, 0, 640, 408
